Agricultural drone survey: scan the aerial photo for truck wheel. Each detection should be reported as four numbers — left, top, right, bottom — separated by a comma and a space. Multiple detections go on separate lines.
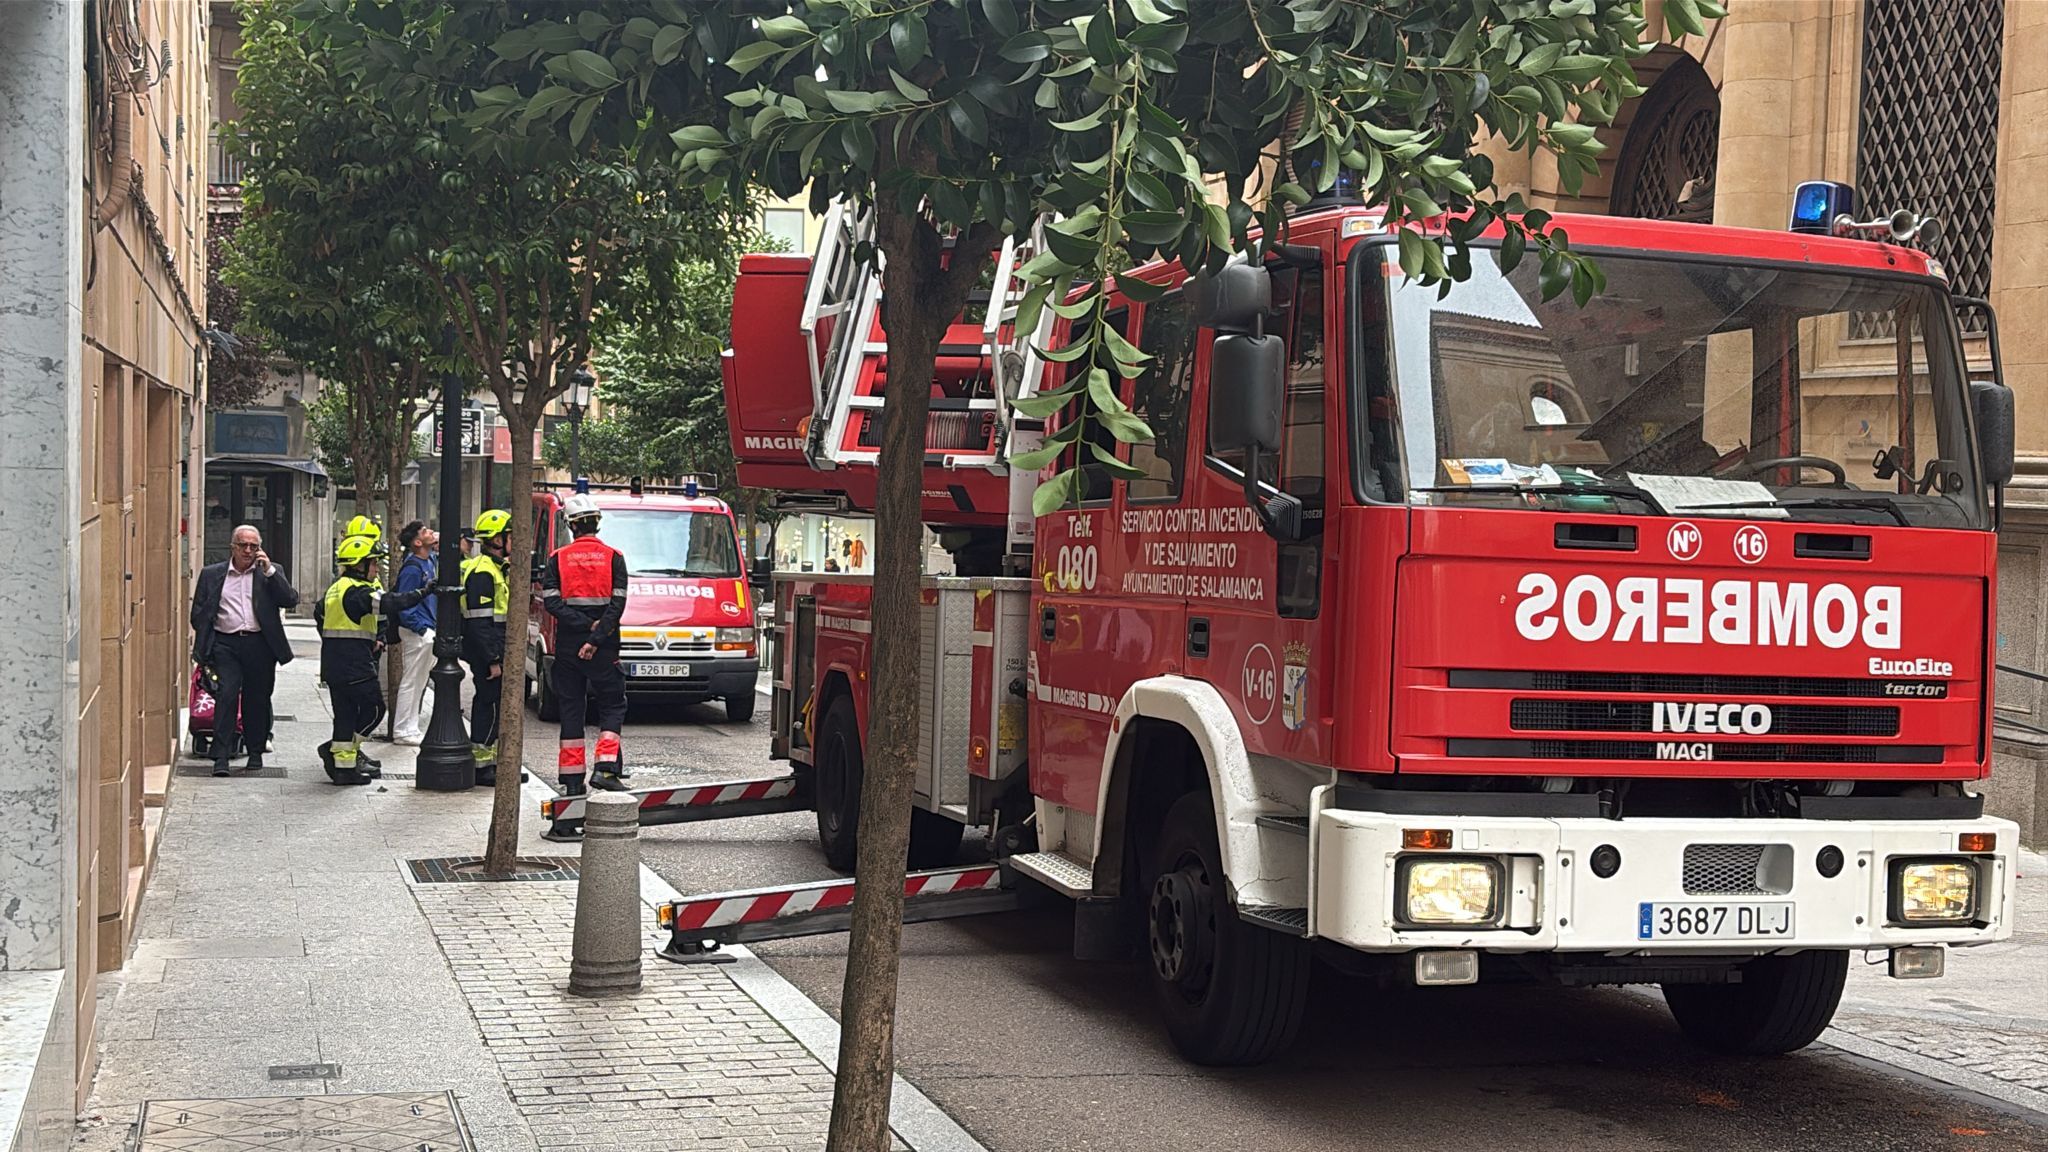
534, 654, 560, 722
814, 696, 862, 871
1145, 791, 1309, 1066
725, 692, 756, 723
907, 808, 964, 870
1662, 949, 1849, 1055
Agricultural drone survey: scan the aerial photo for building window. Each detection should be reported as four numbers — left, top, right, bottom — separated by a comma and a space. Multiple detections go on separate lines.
1854, 0, 2003, 334
760, 208, 806, 254
1611, 52, 1720, 223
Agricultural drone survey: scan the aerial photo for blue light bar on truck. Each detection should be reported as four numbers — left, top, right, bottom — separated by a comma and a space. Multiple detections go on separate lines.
1791, 181, 1855, 234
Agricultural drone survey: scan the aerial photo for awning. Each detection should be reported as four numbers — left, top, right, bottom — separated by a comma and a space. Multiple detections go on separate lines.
205, 456, 330, 478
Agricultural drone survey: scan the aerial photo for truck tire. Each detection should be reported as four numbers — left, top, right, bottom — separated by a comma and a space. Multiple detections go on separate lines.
814, 696, 862, 870
533, 653, 560, 722
812, 695, 965, 872
1145, 791, 1309, 1066
1662, 949, 1849, 1055
725, 692, 756, 723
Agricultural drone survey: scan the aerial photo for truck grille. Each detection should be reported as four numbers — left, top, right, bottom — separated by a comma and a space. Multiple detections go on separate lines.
1453, 669, 1946, 700
1682, 844, 1792, 895
1448, 738, 1942, 764
1509, 700, 1899, 737
618, 639, 714, 657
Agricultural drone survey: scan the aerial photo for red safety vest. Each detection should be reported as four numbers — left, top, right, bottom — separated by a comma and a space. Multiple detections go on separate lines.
555, 535, 622, 606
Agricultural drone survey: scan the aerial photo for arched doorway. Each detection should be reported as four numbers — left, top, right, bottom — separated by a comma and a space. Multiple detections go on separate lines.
1610, 53, 1721, 222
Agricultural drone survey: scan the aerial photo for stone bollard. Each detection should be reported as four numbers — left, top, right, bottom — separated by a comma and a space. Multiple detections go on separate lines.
569, 791, 643, 997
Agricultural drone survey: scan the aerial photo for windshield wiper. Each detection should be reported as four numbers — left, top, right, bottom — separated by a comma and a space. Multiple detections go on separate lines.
632, 567, 696, 577
1708, 497, 1911, 527
1412, 483, 1668, 516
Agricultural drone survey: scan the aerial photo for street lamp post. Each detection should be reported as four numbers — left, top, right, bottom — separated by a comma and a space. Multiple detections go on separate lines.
566, 365, 593, 492
418, 331, 477, 792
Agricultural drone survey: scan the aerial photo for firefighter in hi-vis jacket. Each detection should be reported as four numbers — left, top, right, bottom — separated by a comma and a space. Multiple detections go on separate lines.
318, 535, 429, 786
460, 509, 512, 784
540, 493, 630, 807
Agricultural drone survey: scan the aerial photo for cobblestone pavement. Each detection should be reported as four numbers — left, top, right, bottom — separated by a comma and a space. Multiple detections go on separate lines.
1823, 848, 2048, 1114
75, 622, 960, 1152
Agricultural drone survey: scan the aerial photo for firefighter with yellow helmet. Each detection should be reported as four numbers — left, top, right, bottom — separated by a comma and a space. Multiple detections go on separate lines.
318, 534, 429, 785
460, 509, 513, 783
342, 514, 381, 550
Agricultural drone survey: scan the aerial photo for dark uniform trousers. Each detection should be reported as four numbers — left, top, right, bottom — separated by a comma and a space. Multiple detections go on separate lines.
552, 641, 627, 739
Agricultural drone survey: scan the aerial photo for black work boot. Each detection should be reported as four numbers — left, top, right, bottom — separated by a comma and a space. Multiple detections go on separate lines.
245, 752, 266, 771
590, 767, 627, 792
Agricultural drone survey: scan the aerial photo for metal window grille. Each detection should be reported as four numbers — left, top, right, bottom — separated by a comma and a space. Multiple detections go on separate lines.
1613, 56, 1721, 222
1852, 0, 2003, 337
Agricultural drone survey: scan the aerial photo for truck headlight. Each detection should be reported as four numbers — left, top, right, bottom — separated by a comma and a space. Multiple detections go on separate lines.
715, 627, 756, 652
1399, 857, 1500, 927
1891, 859, 1978, 924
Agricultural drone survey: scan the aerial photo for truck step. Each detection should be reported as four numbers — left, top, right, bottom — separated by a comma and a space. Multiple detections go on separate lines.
540, 774, 809, 834
656, 864, 1016, 960
1241, 906, 1309, 936
1005, 851, 1094, 897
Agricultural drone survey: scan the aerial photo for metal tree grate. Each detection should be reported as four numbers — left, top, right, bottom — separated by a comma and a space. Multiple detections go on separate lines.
407, 856, 580, 883
1853, 0, 2003, 337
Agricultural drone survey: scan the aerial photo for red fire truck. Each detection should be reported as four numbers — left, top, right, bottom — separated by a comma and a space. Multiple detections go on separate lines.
567, 193, 2023, 1066
525, 481, 758, 722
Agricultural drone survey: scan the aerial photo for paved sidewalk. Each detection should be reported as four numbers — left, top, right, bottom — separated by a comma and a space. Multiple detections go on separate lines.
1823, 846, 2048, 1114
76, 622, 975, 1152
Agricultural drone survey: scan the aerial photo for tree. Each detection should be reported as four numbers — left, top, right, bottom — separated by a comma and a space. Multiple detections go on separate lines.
203, 211, 275, 411
502, 1, 1699, 1144
235, 0, 748, 873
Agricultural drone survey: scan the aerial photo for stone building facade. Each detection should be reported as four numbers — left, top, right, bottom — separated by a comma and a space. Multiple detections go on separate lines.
0, 2, 209, 1147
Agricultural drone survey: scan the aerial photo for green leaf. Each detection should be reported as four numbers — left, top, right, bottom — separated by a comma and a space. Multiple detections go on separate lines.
947, 97, 989, 143
1051, 105, 1109, 132
569, 96, 599, 144
1031, 468, 1081, 516
1125, 0, 1173, 25
930, 180, 969, 225
1520, 42, 1564, 75
1664, 0, 1707, 38
1102, 321, 1149, 371
981, 0, 1020, 38
669, 124, 728, 149
1396, 229, 1427, 278
1538, 251, 1571, 302
890, 15, 928, 66
1498, 226, 1527, 274
757, 15, 809, 42
1000, 32, 1051, 63
565, 49, 619, 88
888, 69, 929, 101
1010, 440, 1065, 470
1113, 274, 1165, 303
1090, 439, 1148, 479
727, 40, 785, 77
652, 24, 688, 65
1038, 338, 1095, 364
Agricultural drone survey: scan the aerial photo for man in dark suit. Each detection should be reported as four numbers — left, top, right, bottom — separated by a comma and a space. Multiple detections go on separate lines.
191, 524, 299, 776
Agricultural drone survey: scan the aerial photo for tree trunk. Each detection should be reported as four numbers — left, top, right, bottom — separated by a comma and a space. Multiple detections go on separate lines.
381, 456, 404, 737
825, 207, 993, 1152
482, 412, 538, 875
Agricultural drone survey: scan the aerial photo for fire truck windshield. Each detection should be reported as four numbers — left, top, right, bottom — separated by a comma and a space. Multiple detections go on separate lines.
598, 508, 741, 578
1378, 247, 1984, 528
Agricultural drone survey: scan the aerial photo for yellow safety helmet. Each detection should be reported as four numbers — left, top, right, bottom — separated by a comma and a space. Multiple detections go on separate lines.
343, 514, 381, 543
335, 535, 381, 566
473, 509, 512, 540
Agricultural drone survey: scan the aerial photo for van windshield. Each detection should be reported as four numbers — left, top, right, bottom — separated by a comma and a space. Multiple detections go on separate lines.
1371, 247, 1984, 529
600, 509, 741, 578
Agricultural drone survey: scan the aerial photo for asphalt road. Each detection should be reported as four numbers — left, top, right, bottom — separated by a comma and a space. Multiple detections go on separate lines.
524, 689, 2048, 1152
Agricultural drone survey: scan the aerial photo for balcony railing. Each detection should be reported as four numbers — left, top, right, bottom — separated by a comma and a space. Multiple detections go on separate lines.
209, 129, 246, 187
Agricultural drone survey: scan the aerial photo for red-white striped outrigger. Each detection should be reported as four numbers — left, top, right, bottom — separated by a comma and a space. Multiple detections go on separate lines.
540, 774, 809, 838
656, 864, 1018, 960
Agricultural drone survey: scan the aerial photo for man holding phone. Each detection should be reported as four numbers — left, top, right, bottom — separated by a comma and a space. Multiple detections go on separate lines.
191, 524, 299, 776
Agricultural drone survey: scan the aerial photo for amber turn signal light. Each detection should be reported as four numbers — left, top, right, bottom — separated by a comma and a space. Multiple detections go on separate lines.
1402, 828, 1453, 850
1959, 832, 1996, 853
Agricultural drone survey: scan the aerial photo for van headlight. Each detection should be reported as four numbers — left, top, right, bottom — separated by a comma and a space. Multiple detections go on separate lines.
1891, 859, 1978, 925
1399, 857, 1501, 927
715, 627, 756, 652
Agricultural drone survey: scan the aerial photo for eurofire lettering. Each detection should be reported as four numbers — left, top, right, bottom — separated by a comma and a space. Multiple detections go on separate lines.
1512, 573, 1902, 650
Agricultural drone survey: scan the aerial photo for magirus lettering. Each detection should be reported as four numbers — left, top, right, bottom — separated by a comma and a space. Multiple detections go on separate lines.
743, 435, 802, 451
1652, 702, 1773, 735
1655, 741, 1715, 761
1513, 573, 1902, 650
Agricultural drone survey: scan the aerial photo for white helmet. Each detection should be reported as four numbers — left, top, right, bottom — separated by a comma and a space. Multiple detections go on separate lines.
562, 493, 602, 523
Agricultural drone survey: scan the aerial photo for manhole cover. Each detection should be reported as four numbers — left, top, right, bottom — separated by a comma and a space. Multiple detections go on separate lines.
136, 1091, 471, 1151
175, 763, 286, 778
407, 856, 580, 883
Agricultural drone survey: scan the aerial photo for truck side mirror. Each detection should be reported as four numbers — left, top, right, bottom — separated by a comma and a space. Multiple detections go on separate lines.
1188, 263, 1272, 332
1972, 379, 2015, 488
1208, 333, 1302, 541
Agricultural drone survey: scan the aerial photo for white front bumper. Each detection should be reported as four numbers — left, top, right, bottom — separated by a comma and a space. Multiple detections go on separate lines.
1310, 796, 2017, 954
